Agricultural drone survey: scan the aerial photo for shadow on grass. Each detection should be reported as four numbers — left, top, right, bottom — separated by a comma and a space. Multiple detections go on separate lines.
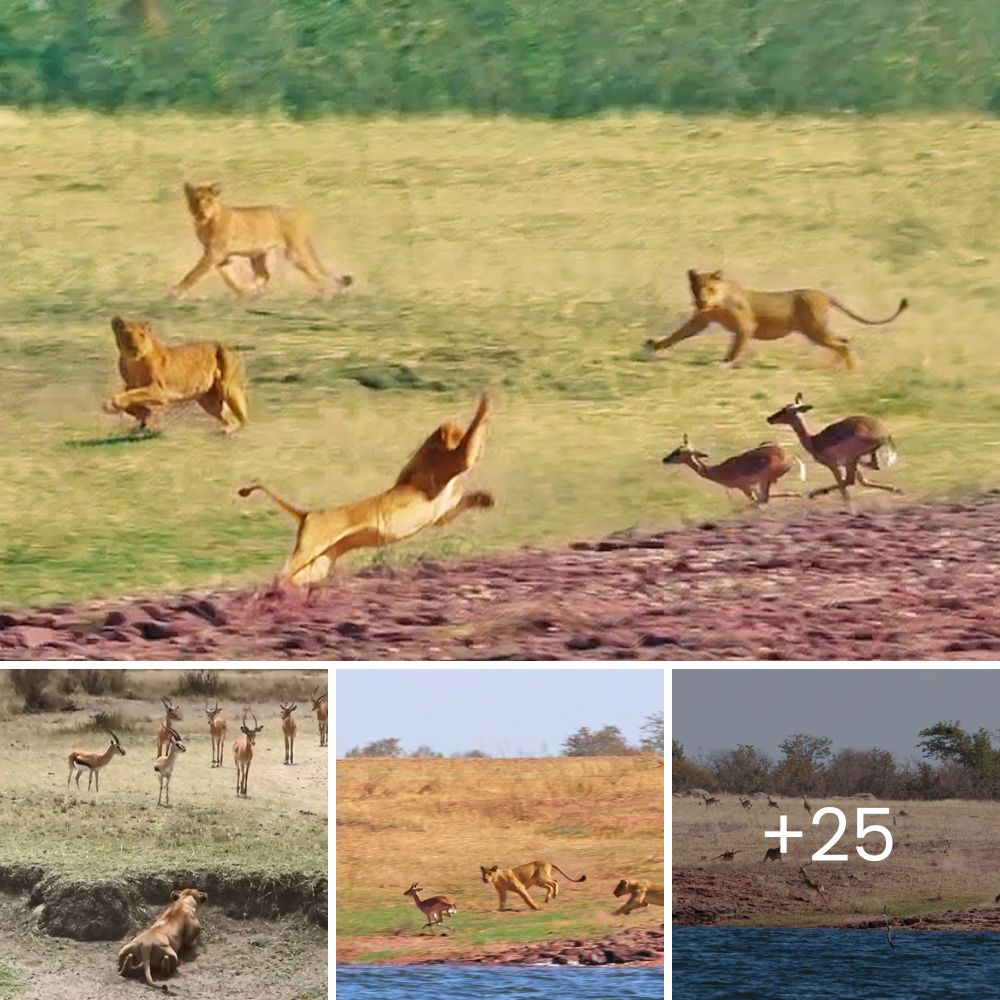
66, 429, 162, 449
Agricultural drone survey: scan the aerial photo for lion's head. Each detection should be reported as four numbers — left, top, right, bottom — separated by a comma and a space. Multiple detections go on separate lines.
183, 181, 223, 222
687, 269, 726, 311
111, 316, 155, 358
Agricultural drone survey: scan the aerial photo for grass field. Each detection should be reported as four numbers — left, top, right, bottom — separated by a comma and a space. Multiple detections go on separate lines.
2, 110, 999, 607
336, 756, 663, 962
673, 794, 1000, 922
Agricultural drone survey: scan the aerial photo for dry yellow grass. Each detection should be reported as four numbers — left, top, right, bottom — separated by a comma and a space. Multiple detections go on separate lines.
337, 756, 663, 959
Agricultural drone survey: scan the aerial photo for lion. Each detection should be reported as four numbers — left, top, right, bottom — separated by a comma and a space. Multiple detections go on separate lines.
612, 879, 664, 915
239, 393, 494, 585
763, 847, 783, 862
103, 316, 248, 434
117, 887, 207, 992
173, 182, 352, 298
646, 269, 908, 368
480, 860, 586, 912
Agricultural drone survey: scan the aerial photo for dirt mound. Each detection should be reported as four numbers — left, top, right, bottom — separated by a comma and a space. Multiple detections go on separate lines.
4, 493, 1000, 659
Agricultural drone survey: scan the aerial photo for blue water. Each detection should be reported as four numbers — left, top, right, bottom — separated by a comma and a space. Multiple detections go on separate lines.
674, 927, 997, 1000
338, 964, 664, 999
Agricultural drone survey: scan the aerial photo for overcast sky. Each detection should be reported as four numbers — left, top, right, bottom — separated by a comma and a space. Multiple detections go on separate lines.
673, 668, 1000, 763
336, 668, 664, 757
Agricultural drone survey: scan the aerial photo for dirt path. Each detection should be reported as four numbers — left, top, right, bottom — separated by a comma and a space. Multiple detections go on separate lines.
0, 897, 326, 1000
4, 494, 1000, 659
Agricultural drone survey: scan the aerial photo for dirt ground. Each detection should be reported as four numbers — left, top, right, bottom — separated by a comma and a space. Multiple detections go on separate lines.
3, 494, 1000, 659
0, 896, 326, 1000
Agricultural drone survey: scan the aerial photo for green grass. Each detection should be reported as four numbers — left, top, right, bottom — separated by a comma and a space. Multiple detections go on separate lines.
0, 962, 20, 1000
3, 110, 999, 606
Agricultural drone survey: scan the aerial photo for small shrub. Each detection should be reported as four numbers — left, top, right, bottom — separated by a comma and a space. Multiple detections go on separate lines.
173, 670, 231, 698
78, 669, 126, 696
8, 669, 54, 712
78, 709, 131, 734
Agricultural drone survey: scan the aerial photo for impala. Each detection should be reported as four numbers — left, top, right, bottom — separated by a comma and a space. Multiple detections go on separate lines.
403, 882, 457, 934
280, 701, 298, 765
233, 711, 264, 798
311, 686, 328, 747
66, 724, 126, 798
156, 696, 183, 757
154, 726, 187, 808
205, 701, 227, 767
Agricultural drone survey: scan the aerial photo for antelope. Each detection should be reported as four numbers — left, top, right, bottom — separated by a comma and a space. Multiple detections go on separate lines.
709, 849, 744, 862
663, 433, 806, 505
233, 711, 264, 798
311, 686, 328, 747
702, 794, 721, 808
766, 392, 901, 501
803, 795, 813, 816
882, 904, 896, 950
66, 724, 126, 798
767, 795, 780, 810
205, 701, 227, 767
154, 726, 187, 808
280, 701, 298, 765
403, 883, 458, 935
739, 797, 753, 811
156, 696, 183, 757
799, 865, 829, 904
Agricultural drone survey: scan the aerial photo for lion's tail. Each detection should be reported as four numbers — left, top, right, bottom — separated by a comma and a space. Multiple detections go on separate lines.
551, 865, 586, 883
828, 295, 908, 326
216, 346, 249, 426
307, 237, 352, 289
238, 484, 307, 525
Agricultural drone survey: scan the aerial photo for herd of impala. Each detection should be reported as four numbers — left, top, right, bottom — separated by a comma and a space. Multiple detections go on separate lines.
65, 685, 328, 804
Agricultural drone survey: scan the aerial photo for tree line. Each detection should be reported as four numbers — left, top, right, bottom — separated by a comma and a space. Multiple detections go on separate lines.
1, 0, 998, 118
674, 721, 1000, 799
345, 711, 663, 758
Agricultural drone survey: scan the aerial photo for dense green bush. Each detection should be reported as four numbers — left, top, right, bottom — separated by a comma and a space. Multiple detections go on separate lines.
0, 0, 998, 116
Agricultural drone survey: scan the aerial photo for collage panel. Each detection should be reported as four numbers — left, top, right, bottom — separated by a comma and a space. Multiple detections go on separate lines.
672, 668, 1000, 998
0, 667, 328, 1000
335, 667, 665, 999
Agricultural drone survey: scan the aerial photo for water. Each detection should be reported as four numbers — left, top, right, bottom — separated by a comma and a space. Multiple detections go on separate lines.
337, 963, 665, 999
674, 927, 996, 1000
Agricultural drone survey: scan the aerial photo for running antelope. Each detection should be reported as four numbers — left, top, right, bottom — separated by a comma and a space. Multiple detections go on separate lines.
803, 795, 813, 816
663, 433, 806, 505
311, 686, 328, 747
767, 795, 780, 810
280, 701, 298, 765
739, 797, 753, 811
767, 393, 900, 501
234, 711, 264, 798
156, 696, 183, 757
154, 726, 187, 808
799, 865, 829, 904
403, 882, 458, 935
66, 724, 126, 798
205, 702, 227, 767
702, 794, 721, 808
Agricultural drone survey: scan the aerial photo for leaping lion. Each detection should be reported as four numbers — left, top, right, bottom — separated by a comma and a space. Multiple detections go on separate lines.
240, 394, 494, 585
612, 878, 664, 915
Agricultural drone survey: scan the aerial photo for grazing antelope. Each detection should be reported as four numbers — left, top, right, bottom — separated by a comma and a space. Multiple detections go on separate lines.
767, 392, 901, 501
763, 847, 783, 862
311, 686, 328, 747
280, 701, 298, 765
156, 696, 183, 757
803, 795, 813, 816
66, 725, 126, 797
799, 865, 829, 904
403, 882, 458, 935
205, 702, 227, 767
233, 711, 264, 798
739, 797, 753, 812
702, 794, 721, 808
154, 727, 187, 808
767, 795, 780, 810
663, 434, 806, 505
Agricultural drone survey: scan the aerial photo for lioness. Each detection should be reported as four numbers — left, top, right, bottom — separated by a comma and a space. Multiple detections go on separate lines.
646, 269, 908, 368
173, 181, 352, 298
117, 887, 207, 992
104, 316, 248, 433
480, 860, 586, 912
612, 878, 664, 915
240, 394, 494, 585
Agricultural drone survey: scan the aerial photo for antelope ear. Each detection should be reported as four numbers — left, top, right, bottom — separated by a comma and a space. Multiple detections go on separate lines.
798, 404, 813, 413
170, 890, 181, 901
794, 392, 804, 404
681, 433, 689, 446
693, 450, 709, 458
710, 270, 723, 279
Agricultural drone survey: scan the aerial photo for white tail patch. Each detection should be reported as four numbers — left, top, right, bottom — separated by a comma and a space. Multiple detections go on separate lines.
880, 443, 898, 468
792, 456, 808, 482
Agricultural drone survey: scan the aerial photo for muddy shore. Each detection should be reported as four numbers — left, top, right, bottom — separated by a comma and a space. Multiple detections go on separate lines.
4, 494, 1000, 660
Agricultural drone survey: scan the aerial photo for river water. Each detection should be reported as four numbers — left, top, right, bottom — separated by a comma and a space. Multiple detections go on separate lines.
337, 964, 665, 999
674, 926, 994, 999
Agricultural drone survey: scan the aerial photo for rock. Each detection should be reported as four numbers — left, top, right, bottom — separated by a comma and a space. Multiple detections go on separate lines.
9, 626, 60, 649
103, 610, 130, 627
336, 621, 367, 638
137, 620, 179, 641
566, 635, 601, 651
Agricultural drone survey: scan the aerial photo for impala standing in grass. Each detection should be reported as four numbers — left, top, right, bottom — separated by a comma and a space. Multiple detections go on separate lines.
66, 724, 126, 799
156, 696, 183, 757
205, 701, 227, 767
280, 701, 298, 765
154, 726, 187, 808
311, 687, 328, 747
234, 711, 264, 798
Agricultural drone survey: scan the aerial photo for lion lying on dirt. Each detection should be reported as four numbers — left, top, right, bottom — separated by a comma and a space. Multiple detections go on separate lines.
480, 860, 587, 911
646, 269, 908, 368
117, 887, 207, 992
173, 181, 352, 298
239, 394, 494, 585
612, 878, 664, 915
104, 317, 248, 433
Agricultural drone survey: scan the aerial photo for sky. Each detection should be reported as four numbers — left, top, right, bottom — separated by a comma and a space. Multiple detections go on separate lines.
673, 668, 1000, 763
335, 668, 664, 757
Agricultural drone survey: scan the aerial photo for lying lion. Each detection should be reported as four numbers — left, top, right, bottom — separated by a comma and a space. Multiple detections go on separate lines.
240, 394, 494, 585
612, 878, 664, 915
117, 887, 207, 992
647, 269, 907, 368
104, 316, 248, 433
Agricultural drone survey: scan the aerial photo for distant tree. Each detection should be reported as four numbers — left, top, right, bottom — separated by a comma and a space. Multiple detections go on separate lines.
705, 744, 773, 792
773, 734, 833, 794
671, 742, 717, 793
824, 748, 899, 797
919, 721, 1000, 797
411, 745, 443, 758
562, 725, 634, 757
639, 712, 664, 755
672, 739, 684, 761
346, 737, 403, 758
